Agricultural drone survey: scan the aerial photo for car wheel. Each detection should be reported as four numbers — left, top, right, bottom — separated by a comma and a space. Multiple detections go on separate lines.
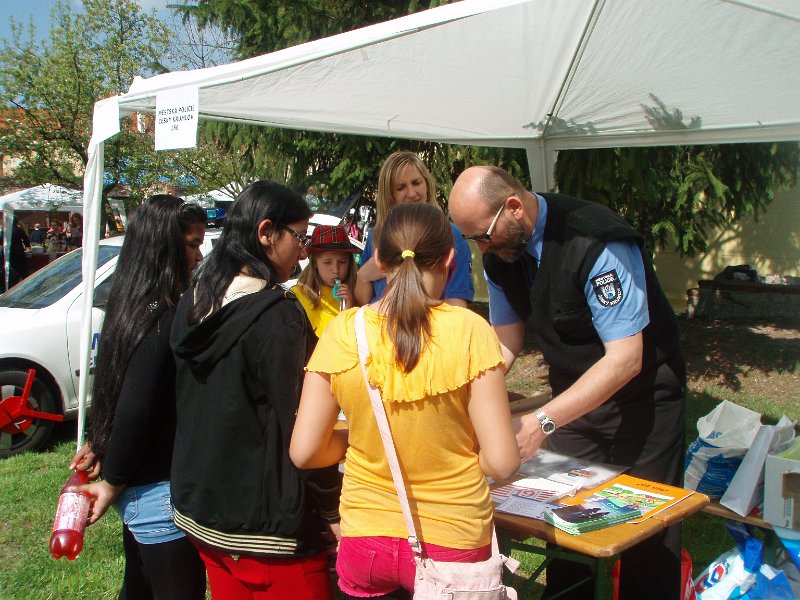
0, 369, 59, 458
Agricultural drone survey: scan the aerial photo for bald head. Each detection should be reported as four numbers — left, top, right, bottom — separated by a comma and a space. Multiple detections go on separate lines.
449, 166, 532, 240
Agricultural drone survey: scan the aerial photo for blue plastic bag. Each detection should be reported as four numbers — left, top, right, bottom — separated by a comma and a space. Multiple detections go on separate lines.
740, 564, 796, 599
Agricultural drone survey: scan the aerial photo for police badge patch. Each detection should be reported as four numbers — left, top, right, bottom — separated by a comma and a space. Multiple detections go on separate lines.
591, 270, 623, 307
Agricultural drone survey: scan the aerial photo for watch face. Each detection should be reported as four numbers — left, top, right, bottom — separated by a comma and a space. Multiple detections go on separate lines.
541, 420, 556, 435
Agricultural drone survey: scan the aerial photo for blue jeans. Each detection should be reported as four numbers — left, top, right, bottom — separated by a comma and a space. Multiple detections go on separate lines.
114, 480, 185, 544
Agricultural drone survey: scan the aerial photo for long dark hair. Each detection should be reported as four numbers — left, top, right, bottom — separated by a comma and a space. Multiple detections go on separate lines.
376, 203, 453, 372
188, 180, 312, 324
87, 196, 206, 458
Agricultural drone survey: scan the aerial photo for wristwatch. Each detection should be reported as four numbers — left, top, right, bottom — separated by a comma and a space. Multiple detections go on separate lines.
534, 409, 557, 435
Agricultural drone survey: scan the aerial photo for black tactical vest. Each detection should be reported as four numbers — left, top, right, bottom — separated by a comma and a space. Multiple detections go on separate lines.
484, 193, 683, 397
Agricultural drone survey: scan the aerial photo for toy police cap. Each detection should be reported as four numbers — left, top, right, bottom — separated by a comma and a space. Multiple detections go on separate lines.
309, 225, 360, 253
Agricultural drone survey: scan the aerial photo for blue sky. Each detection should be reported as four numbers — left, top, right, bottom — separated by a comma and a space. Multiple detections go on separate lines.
1, 0, 175, 42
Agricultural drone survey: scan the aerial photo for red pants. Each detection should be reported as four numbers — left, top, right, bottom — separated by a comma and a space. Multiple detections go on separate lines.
193, 541, 333, 599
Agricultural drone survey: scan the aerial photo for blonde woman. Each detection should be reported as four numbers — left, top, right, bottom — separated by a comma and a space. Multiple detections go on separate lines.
354, 151, 474, 307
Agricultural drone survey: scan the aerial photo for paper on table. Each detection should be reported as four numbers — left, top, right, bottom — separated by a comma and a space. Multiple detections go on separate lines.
517, 448, 625, 491
495, 496, 562, 520
491, 477, 577, 504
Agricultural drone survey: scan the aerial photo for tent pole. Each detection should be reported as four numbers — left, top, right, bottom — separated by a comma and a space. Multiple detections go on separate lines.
76, 141, 105, 451
526, 142, 557, 193
3, 207, 13, 292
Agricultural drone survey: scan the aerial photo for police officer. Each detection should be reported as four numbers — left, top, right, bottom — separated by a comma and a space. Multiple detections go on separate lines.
449, 165, 686, 600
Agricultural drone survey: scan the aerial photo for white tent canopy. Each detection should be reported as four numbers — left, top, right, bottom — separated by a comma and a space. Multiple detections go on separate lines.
111, 0, 800, 187
1, 184, 83, 290
0, 183, 83, 211
76, 0, 800, 443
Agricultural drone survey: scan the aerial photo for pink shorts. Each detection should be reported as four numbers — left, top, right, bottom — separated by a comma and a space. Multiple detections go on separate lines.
336, 536, 491, 598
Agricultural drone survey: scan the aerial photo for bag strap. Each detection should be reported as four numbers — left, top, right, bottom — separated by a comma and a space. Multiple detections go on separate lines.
354, 307, 503, 558
354, 307, 422, 552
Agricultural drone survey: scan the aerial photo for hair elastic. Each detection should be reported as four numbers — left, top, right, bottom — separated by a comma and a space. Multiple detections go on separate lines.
401, 250, 415, 260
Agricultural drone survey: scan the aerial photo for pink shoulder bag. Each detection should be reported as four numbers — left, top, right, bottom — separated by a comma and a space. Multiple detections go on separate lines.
354, 308, 519, 600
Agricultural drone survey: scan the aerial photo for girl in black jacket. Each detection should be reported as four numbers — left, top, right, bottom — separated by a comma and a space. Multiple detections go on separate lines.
170, 181, 341, 600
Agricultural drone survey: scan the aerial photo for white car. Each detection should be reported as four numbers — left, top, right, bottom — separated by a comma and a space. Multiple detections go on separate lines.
0, 231, 220, 458
0, 214, 359, 457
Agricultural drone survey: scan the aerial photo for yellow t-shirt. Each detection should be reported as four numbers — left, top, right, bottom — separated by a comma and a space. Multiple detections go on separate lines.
292, 284, 340, 337
306, 304, 505, 548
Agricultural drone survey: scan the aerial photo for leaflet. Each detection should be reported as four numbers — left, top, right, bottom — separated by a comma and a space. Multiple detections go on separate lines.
516, 449, 625, 491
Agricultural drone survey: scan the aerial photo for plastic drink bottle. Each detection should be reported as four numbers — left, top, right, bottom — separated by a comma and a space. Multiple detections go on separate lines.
49, 470, 92, 560
332, 278, 345, 311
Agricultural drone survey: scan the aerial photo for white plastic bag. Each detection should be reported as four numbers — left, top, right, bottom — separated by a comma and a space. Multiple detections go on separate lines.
694, 522, 763, 599
684, 401, 762, 498
720, 416, 795, 516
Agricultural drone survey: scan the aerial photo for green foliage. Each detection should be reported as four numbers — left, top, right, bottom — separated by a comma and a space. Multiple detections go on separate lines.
187, 0, 450, 59
555, 142, 800, 257
0, 0, 192, 208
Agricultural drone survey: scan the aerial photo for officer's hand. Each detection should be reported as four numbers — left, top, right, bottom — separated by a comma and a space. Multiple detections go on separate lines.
513, 413, 545, 461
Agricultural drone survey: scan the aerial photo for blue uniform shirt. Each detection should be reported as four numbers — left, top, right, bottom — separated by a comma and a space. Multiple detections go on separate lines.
360, 222, 475, 303
486, 194, 649, 343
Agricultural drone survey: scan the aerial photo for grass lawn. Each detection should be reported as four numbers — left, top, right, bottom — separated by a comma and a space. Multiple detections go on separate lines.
0, 315, 798, 599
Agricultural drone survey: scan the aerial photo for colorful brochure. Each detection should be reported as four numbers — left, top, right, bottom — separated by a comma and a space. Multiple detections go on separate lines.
559, 474, 695, 524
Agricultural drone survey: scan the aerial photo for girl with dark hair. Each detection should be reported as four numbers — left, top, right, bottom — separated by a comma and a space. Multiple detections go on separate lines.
169, 180, 342, 599
290, 202, 519, 599
68, 195, 207, 600
67, 212, 83, 248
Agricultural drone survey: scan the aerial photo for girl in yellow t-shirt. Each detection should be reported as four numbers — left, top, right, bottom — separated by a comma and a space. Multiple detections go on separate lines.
290, 202, 520, 599
293, 224, 360, 337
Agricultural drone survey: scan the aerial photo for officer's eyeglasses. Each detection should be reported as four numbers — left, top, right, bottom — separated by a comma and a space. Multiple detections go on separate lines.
461, 204, 505, 243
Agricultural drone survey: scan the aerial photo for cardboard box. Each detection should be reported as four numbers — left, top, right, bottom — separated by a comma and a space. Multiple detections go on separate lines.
764, 437, 800, 529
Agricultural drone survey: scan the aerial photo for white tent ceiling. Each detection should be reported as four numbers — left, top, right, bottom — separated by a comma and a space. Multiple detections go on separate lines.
115, 0, 800, 175
75, 0, 800, 442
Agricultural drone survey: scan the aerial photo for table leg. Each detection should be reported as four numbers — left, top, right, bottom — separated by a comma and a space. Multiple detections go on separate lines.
594, 556, 618, 600
500, 533, 615, 600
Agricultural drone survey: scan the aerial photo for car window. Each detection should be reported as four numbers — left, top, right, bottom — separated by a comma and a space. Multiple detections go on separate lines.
0, 246, 120, 309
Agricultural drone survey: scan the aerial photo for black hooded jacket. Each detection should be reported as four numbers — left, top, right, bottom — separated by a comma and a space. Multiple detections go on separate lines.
170, 283, 341, 557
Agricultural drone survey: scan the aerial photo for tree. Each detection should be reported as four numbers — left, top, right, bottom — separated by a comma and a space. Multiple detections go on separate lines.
555, 142, 799, 257
0, 0, 187, 223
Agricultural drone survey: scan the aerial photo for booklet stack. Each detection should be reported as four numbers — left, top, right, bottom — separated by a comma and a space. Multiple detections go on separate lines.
559, 474, 696, 525
543, 498, 642, 534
